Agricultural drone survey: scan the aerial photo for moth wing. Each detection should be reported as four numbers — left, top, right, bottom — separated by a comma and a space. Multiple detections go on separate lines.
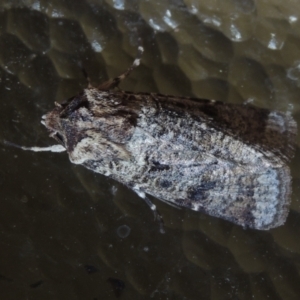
144, 148, 291, 230
154, 95, 297, 163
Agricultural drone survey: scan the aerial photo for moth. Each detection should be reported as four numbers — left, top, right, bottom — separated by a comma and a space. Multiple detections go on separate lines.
6, 46, 297, 230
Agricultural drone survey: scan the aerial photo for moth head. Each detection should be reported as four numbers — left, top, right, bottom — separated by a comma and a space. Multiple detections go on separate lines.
41, 104, 66, 146
40, 94, 137, 163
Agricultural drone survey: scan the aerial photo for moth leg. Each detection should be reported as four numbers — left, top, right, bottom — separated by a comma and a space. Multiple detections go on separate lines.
98, 46, 144, 90
134, 188, 165, 234
3, 140, 66, 153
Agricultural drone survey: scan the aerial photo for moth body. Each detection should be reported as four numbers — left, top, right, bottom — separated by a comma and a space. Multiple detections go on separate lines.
7, 46, 297, 230
43, 87, 296, 230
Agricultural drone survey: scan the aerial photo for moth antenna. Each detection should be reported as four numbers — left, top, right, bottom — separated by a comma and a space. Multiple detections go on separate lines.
81, 68, 93, 88
98, 46, 144, 91
3, 140, 66, 153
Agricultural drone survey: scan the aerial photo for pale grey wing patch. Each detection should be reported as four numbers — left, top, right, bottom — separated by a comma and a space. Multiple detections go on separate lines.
143, 161, 291, 230
264, 111, 297, 161
135, 101, 296, 165
131, 121, 282, 170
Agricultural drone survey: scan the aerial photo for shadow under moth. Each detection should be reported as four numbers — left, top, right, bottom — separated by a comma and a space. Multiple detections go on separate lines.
6, 46, 297, 231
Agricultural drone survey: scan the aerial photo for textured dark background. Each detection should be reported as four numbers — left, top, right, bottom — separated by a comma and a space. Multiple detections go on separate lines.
1, 0, 300, 299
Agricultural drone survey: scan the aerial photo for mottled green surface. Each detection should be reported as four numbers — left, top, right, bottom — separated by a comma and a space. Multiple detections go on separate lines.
1, 0, 300, 299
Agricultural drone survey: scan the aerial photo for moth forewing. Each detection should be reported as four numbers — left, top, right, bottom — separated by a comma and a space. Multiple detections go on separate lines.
5, 46, 297, 231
